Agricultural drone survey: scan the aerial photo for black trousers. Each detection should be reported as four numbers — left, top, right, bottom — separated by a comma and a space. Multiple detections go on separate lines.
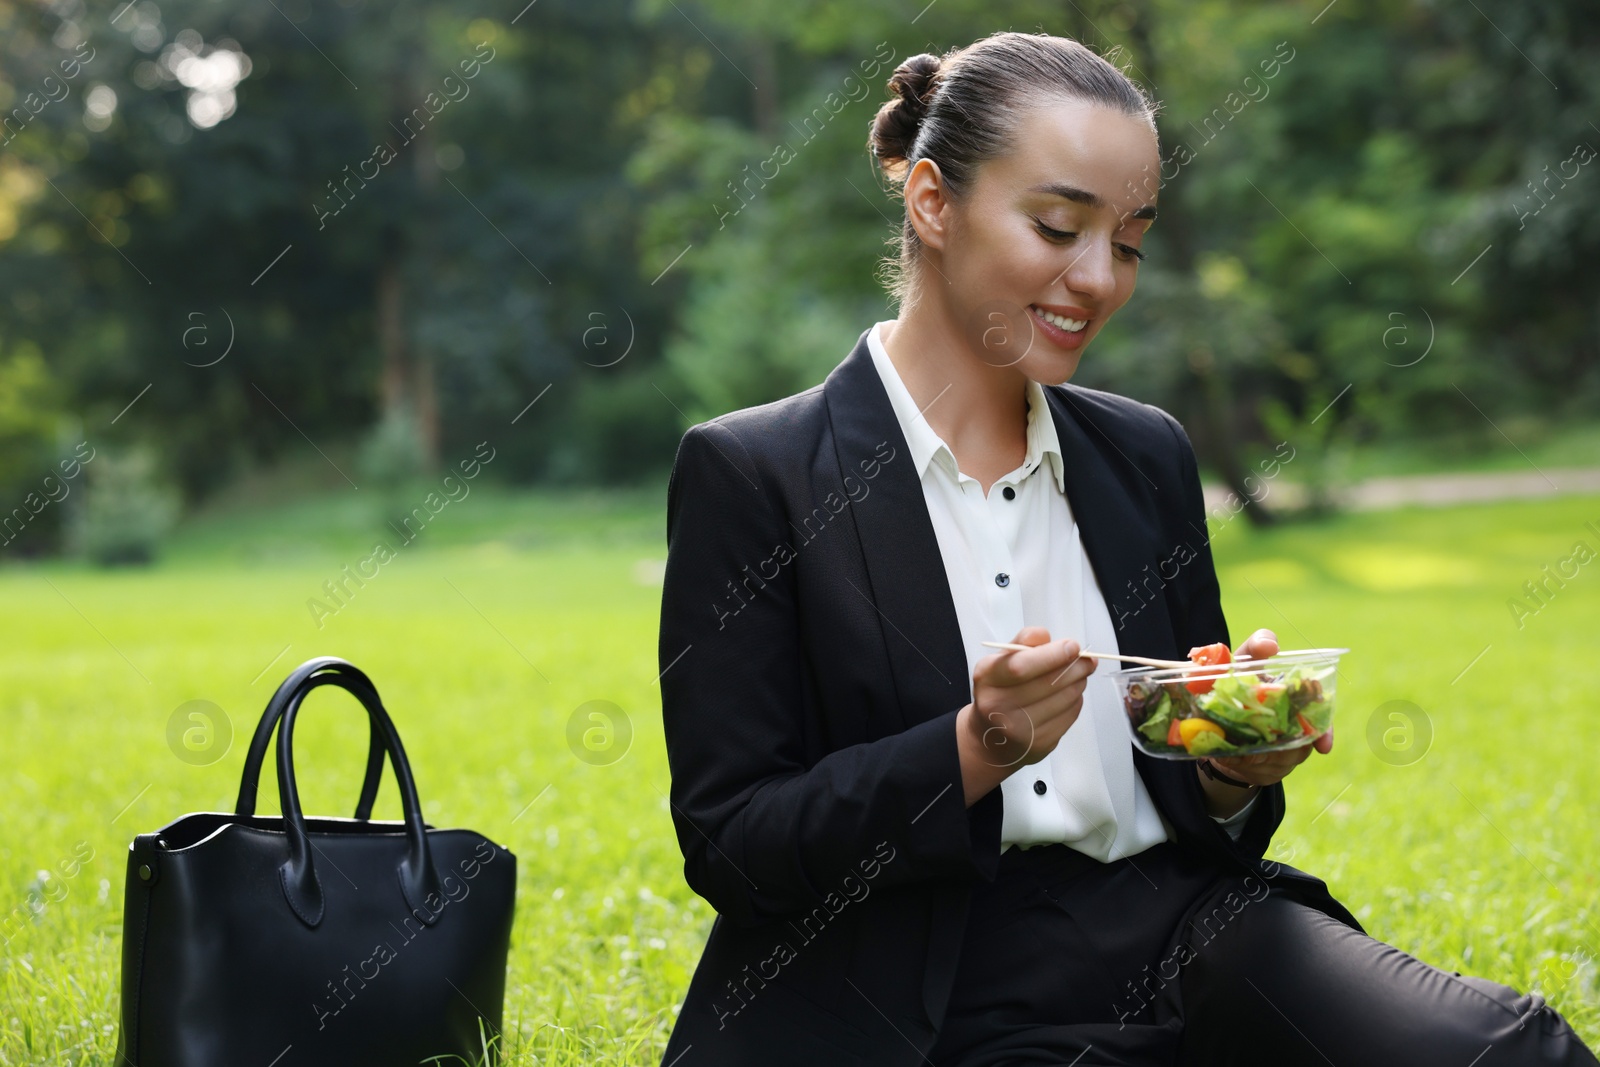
927, 839, 1597, 1066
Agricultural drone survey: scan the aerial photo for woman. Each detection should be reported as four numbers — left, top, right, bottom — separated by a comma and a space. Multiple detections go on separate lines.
656, 31, 1596, 1067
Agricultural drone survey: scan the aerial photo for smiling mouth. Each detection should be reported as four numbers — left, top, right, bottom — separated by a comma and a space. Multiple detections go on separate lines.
1028, 305, 1089, 333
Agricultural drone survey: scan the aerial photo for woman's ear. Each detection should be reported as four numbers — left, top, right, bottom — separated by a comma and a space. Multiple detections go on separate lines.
904, 158, 952, 254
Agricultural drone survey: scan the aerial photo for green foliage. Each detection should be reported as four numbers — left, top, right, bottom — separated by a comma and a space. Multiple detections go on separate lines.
0, 345, 75, 555
663, 233, 869, 421
559, 368, 689, 487
358, 402, 430, 491
0, 0, 693, 503
1259, 386, 1342, 516
65, 446, 180, 566
357, 400, 430, 529
2, 0, 1597, 510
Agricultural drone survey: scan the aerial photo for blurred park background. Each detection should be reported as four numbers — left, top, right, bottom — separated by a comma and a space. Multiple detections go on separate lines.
2, 0, 1598, 1062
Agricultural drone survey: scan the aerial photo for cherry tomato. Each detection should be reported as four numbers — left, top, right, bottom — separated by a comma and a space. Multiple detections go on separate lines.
1188, 643, 1232, 666
1185, 642, 1232, 694
1167, 717, 1184, 748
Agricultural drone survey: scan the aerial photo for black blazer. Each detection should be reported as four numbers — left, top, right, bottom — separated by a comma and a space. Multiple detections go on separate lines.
656, 328, 1360, 1066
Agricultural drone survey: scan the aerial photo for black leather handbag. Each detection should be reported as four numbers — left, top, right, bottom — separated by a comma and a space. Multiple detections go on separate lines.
115, 657, 517, 1066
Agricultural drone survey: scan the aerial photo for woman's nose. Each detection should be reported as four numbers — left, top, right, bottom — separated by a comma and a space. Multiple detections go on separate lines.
1057, 240, 1118, 304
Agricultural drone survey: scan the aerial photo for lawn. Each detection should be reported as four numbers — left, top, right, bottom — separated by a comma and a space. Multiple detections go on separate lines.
2, 484, 1598, 1063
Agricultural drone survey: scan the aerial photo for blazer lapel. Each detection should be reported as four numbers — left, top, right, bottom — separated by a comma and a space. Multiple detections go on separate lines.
821, 331, 1179, 727
1043, 385, 1220, 843
1041, 385, 1175, 661
824, 330, 973, 733
823, 330, 1210, 834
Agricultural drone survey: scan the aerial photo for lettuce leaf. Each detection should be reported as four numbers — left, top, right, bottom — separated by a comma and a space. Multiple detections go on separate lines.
1185, 730, 1241, 755
1137, 691, 1174, 744
1198, 675, 1281, 740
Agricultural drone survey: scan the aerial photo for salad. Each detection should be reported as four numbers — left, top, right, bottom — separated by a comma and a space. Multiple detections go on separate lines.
1121, 643, 1337, 758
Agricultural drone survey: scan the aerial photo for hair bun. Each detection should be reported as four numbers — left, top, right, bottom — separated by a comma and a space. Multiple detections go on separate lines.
870, 53, 943, 178
888, 53, 942, 119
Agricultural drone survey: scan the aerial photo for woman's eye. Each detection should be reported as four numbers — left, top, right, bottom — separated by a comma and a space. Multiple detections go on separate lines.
1033, 219, 1145, 263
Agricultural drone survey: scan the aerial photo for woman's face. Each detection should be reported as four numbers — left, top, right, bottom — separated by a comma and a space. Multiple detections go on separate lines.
913, 99, 1161, 384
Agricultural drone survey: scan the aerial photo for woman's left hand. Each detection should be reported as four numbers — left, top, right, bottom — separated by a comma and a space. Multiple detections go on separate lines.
1202, 628, 1334, 788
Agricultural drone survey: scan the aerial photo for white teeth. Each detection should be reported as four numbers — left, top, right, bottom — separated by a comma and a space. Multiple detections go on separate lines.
1031, 306, 1087, 332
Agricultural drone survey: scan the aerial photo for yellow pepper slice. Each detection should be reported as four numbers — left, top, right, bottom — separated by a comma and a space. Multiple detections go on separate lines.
1178, 718, 1225, 751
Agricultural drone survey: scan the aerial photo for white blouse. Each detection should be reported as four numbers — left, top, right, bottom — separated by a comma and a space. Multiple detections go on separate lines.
866, 322, 1256, 858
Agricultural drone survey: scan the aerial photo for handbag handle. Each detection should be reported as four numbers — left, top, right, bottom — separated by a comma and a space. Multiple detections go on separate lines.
261, 658, 442, 929
235, 658, 386, 820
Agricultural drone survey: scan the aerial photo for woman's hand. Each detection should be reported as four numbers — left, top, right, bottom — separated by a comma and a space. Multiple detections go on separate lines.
955, 626, 1096, 805
1201, 628, 1334, 791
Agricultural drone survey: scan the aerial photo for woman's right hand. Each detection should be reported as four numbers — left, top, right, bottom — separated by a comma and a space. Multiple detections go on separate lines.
954, 626, 1096, 805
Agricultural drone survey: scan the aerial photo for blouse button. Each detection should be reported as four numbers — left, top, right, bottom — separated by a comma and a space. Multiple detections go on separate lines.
1033, 779, 1048, 796
1002, 486, 1016, 500
995, 573, 1009, 587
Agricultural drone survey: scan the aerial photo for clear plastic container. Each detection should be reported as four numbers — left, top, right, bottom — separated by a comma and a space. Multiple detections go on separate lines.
1110, 648, 1349, 760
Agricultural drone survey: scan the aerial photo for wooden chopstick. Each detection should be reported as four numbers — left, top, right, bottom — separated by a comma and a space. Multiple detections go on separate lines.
972, 643, 1190, 668
978, 641, 1193, 669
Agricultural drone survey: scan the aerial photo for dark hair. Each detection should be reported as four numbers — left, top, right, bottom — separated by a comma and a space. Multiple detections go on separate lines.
868, 32, 1158, 309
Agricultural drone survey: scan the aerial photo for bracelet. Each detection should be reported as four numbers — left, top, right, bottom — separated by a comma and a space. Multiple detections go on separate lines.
1199, 759, 1254, 789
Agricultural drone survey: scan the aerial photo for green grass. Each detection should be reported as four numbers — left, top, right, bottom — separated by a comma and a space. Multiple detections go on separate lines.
3, 485, 1599, 1063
